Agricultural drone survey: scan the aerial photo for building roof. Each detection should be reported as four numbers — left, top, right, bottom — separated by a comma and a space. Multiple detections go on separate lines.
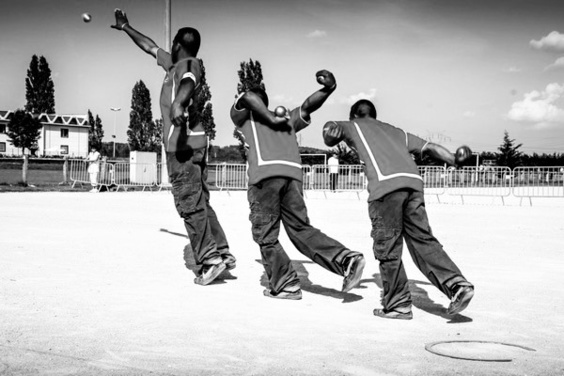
0, 110, 89, 128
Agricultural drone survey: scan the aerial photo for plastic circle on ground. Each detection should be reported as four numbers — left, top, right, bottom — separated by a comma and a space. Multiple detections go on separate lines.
425, 340, 536, 362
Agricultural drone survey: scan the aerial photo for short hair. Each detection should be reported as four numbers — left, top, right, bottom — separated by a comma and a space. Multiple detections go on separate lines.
173, 27, 201, 56
349, 99, 377, 120
249, 86, 269, 107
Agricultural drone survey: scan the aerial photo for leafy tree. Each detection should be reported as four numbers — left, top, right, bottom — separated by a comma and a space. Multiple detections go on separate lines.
330, 143, 360, 165
233, 59, 266, 161
127, 80, 160, 152
194, 59, 217, 141
6, 109, 43, 184
497, 130, 522, 169
25, 55, 55, 114
87, 110, 104, 151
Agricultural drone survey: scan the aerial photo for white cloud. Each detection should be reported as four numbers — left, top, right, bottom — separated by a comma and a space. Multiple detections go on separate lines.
507, 83, 564, 125
530, 31, 564, 53
307, 30, 327, 39
340, 88, 377, 105
545, 56, 564, 70
503, 66, 521, 73
463, 111, 476, 118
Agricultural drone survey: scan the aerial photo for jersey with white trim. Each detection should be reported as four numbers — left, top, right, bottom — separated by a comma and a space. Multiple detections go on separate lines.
157, 49, 207, 152
231, 104, 309, 185
325, 118, 428, 201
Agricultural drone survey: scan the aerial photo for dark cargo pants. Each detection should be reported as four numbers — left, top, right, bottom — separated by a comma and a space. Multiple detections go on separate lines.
369, 189, 472, 312
167, 149, 232, 271
248, 177, 355, 294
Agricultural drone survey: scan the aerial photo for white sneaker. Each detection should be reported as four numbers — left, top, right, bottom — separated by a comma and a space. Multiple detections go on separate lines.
89, 188, 98, 193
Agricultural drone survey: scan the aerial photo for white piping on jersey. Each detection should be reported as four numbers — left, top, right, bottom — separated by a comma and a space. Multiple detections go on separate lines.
353, 122, 422, 182
250, 113, 302, 169
168, 73, 206, 144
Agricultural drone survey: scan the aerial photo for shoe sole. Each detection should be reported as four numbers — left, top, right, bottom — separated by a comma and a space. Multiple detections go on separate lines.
225, 263, 236, 271
194, 262, 226, 286
342, 256, 366, 293
373, 309, 413, 320
263, 289, 302, 300
447, 288, 474, 315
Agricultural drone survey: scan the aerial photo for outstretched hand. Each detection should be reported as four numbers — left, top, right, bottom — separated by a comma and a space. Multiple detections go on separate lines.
315, 70, 336, 90
111, 8, 129, 30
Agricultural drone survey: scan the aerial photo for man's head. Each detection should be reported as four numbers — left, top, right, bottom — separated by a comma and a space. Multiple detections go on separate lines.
172, 27, 201, 61
349, 99, 377, 120
249, 86, 269, 108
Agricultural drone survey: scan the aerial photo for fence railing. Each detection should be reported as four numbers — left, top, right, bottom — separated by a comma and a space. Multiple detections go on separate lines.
68, 159, 564, 201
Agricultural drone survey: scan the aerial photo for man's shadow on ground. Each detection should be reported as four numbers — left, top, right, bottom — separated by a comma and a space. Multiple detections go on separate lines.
256, 259, 364, 303
369, 272, 472, 323
159, 228, 236, 283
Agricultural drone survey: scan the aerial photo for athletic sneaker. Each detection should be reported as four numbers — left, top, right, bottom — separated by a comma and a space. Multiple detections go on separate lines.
373, 308, 413, 320
222, 254, 237, 271
447, 285, 474, 315
194, 262, 226, 286
263, 288, 303, 300
342, 254, 366, 293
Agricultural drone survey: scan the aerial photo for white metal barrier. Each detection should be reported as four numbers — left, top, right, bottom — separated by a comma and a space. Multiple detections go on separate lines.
69, 159, 115, 190
512, 167, 564, 204
446, 166, 512, 204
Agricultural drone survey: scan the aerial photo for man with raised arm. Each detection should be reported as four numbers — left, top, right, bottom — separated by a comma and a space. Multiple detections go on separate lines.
323, 99, 474, 319
112, 9, 235, 286
230, 70, 366, 300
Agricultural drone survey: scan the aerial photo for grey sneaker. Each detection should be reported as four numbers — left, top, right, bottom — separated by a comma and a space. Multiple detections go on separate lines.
222, 254, 237, 271
342, 254, 366, 293
373, 308, 413, 320
263, 289, 303, 300
194, 262, 226, 286
447, 285, 474, 315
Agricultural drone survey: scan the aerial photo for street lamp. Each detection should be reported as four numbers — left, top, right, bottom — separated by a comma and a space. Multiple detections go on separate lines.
110, 107, 121, 158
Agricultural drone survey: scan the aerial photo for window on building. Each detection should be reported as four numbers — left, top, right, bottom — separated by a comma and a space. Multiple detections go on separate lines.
0, 124, 6, 134
61, 128, 69, 138
0, 142, 6, 152
60, 145, 69, 154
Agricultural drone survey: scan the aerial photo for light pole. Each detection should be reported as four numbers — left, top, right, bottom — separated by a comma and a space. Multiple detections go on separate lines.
110, 107, 121, 158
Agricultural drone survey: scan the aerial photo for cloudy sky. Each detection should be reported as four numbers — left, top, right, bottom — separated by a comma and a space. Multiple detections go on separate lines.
1, 0, 564, 154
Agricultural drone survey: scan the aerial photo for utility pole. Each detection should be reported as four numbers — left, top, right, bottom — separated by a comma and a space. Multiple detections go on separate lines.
110, 107, 121, 158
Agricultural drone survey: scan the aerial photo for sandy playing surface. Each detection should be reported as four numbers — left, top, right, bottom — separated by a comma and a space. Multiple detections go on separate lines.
1, 190, 563, 375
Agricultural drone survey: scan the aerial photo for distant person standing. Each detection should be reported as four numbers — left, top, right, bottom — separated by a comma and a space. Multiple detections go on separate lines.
323, 99, 474, 319
86, 147, 101, 193
230, 70, 366, 300
328, 154, 339, 192
112, 8, 236, 286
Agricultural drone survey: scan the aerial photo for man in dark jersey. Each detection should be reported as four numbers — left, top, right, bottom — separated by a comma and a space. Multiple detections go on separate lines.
323, 99, 474, 319
230, 70, 366, 300
112, 9, 235, 286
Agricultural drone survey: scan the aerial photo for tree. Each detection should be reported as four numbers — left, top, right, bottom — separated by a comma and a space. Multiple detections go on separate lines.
497, 130, 522, 169
87, 110, 104, 152
127, 80, 161, 152
194, 59, 217, 141
330, 143, 360, 165
25, 55, 55, 114
6, 109, 43, 185
233, 59, 266, 160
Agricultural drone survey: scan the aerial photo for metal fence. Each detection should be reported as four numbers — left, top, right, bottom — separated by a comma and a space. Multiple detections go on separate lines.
69, 159, 564, 202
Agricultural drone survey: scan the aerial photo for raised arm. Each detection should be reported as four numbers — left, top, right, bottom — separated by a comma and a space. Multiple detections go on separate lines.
423, 142, 457, 166
232, 91, 289, 129
111, 8, 159, 58
300, 70, 337, 119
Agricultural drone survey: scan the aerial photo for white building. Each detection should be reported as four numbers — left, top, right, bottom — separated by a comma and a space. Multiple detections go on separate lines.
0, 110, 90, 157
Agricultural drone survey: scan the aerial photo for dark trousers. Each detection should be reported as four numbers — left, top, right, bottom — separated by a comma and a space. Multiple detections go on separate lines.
248, 177, 353, 294
329, 173, 338, 191
167, 149, 231, 270
369, 189, 472, 312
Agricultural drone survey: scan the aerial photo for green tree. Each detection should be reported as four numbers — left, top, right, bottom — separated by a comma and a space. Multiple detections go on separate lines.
25, 55, 55, 114
128, 80, 160, 152
6, 109, 43, 185
194, 59, 217, 141
497, 130, 522, 169
233, 59, 266, 160
330, 143, 360, 165
87, 110, 104, 151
